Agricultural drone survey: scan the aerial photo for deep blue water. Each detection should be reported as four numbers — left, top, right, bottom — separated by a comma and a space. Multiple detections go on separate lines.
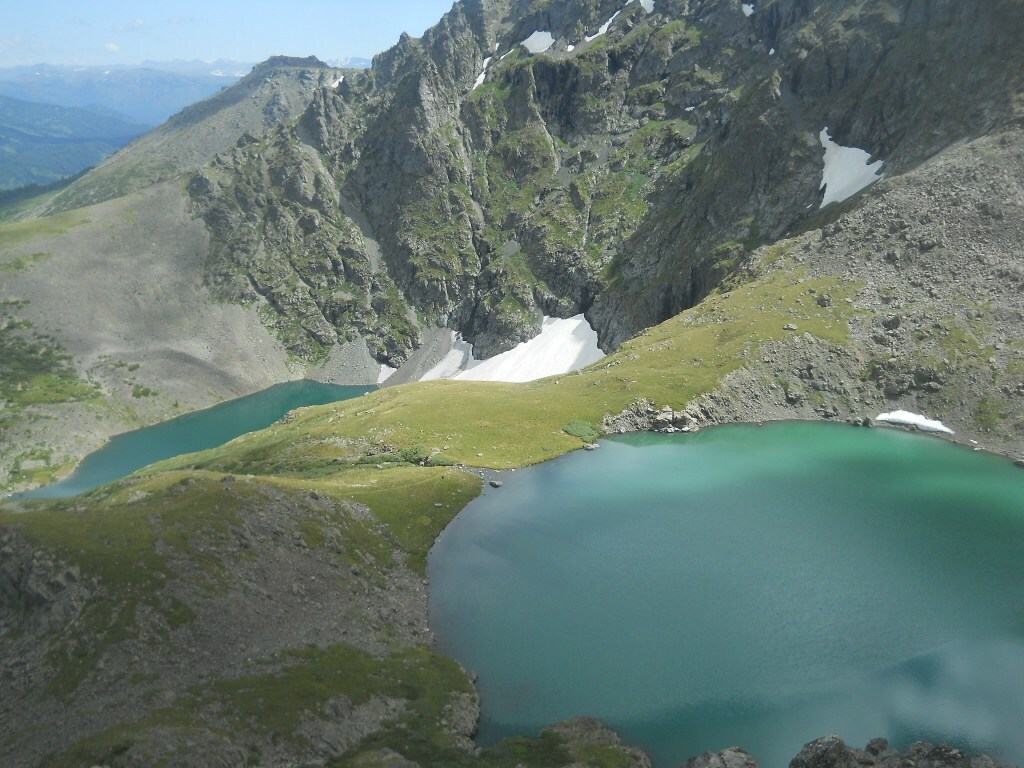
17, 380, 372, 498
429, 423, 1024, 768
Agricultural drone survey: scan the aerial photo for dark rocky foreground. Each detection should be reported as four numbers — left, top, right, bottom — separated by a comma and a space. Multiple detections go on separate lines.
690, 736, 1012, 768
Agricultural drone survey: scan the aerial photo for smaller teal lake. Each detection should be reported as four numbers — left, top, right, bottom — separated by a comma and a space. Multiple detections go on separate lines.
429, 423, 1024, 768
18, 381, 372, 499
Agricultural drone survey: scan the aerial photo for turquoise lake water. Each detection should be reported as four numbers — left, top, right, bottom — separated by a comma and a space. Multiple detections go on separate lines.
18, 381, 372, 498
429, 423, 1024, 768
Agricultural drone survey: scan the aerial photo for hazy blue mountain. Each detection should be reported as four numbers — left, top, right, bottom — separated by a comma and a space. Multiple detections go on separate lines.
0, 94, 147, 189
0, 63, 250, 126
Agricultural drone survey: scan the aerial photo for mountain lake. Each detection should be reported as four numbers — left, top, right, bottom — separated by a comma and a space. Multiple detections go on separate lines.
16, 380, 373, 499
429, 422, 1024, 768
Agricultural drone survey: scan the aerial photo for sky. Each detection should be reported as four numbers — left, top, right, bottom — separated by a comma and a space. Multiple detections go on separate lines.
0, 0, 457, 68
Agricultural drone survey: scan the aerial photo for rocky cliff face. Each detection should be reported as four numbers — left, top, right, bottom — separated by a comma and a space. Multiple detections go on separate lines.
190, 0, 1024, 366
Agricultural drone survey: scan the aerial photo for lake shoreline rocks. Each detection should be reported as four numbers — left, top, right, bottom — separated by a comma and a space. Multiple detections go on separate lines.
686, 737, 1014, 768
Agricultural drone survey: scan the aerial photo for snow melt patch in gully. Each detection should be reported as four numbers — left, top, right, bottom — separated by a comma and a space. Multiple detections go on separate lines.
584, 0, 653, 44
742, 3, 755, 16
420, 315, 605, 383
819, 127, 884, 207
520, 31, 555, 53
473, 57, 492, 89
585, 10, 623, 42
876, 410, 954, 434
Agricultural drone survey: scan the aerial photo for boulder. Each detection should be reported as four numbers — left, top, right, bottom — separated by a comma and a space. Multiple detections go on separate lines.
685, 747, 761, 768
790, 736, 861, 768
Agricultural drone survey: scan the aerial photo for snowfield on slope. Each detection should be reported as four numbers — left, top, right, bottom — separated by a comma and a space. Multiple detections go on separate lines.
421, 315, 604, 383
520, 31, 555, 53
876, 410, 954, 434
819, 127, 884, 207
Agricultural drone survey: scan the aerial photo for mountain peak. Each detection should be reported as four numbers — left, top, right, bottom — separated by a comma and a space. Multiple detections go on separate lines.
255, 55, 331, 71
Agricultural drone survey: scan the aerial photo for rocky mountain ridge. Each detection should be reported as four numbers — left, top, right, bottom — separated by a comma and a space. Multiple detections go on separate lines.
37, 56, 347, 215
190, 0, 1024, 366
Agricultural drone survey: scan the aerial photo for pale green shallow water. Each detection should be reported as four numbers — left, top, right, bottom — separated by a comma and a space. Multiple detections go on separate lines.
17, 381, 372, 498
429, 423, 1024, 768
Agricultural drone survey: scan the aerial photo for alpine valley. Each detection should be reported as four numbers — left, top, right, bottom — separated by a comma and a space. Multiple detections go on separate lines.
1, 0, 1023, 766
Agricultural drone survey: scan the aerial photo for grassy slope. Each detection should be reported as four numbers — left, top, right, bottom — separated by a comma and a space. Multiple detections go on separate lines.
1, 455, 641, 766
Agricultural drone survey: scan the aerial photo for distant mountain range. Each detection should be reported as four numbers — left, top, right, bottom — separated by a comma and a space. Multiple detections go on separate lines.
0, 61, 253, 127
0, 60, 257, 190
0, 94, 148, 190
325, 56, 374, 69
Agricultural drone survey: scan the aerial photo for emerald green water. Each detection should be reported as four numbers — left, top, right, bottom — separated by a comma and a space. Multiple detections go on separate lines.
429, 423, 1024, 767
18, 381, 372, 498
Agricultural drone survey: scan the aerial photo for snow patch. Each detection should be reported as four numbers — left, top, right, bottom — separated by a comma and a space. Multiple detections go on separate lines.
521, 30, 555, 53
876, 410, 954, 435
332, 75, 345, 88
685, 106, 696, 112
769, 47, 775, 55
585, 10, 622, 42
819, 127, 884, 208
420, 315, 604, 383
742, 3, 755, 16
636, 0, 655, 11
568, 44, 576, 52
420, 335, 475, 381
377, 364, 397, 384
473, 57, 492, 90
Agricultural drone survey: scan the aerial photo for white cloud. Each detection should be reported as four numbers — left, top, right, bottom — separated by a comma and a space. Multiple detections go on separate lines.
114, 18, 145, 33
104, 42, 121, 53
